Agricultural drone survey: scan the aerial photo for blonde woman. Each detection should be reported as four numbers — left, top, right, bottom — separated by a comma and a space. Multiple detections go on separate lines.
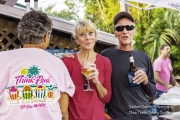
62, 19, 112, 120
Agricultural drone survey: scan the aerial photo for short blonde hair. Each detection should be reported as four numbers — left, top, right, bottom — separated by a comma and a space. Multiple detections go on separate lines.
74, 19, 97, 40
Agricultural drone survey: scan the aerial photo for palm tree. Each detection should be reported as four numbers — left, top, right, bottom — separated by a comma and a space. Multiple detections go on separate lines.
27, 65, 41, 78
144, 10, 180, 62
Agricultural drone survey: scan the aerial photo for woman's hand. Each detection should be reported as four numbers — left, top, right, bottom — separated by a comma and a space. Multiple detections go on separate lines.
86, 63, 100, 84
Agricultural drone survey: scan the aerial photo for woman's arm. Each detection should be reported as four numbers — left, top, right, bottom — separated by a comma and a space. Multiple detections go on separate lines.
87, 58, 112, 103
94, 81, 107, 99
98, 58, 112, 103
59, 92, 69, 120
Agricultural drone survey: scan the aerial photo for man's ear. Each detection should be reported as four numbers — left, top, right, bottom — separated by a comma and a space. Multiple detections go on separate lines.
43, 32, 49, 43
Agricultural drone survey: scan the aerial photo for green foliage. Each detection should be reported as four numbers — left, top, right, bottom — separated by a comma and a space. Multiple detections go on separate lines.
152, 8, 167, 20
144, 10, 180, 62
129, 3, 156, 52
114, 3, 180, 75
42, 0, 80, 21
170, 45, 180, 75
80, 0, 120, 33
42, 1, 180, 75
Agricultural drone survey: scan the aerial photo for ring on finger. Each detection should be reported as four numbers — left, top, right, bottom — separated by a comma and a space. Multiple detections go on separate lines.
94, 71, 96, 75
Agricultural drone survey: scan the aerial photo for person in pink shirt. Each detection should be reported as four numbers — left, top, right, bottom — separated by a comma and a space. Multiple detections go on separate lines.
0, 10, 75, 120
153, 44, 179, 117
62, 19, 112, 120
153, 44, 179, 94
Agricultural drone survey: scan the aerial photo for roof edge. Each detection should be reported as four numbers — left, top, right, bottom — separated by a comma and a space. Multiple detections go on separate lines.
0, 4, 119, 45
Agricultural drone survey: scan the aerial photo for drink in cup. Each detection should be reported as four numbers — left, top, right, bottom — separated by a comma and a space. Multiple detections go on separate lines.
81, 61, 94, 91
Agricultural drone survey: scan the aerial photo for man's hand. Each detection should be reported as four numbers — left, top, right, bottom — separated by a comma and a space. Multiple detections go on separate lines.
175, 82, 180, 86
166, 84, 173, 90
133, 69, 148, 85
62, 53, 74, 58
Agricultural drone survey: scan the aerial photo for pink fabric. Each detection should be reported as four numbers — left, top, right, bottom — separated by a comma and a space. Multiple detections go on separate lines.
153, 56, 172, 92
0, 48, 75, 120
63, 54, 112, 120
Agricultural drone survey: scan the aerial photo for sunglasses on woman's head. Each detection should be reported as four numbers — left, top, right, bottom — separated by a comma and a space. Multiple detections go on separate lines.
115, 25, 135, 32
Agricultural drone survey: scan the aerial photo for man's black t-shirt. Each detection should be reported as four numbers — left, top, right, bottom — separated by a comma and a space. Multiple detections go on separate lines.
101, 48, 156, 120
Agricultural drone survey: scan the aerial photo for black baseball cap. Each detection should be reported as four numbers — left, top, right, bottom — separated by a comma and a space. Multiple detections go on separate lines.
113, 11, 135, 25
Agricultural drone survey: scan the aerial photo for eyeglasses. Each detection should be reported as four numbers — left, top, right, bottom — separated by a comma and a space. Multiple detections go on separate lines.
115, 25, 135, 32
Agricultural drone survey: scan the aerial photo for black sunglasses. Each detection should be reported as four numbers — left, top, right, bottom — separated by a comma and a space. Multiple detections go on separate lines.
82, 74, 89, 90
115, 25, 135, 32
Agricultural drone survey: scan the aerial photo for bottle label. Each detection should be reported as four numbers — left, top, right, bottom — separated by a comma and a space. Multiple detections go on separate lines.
129, 56, 134, 62
128, 72, 140, 87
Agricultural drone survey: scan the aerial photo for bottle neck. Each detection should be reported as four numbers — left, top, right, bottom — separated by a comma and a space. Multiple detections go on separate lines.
129, 56, 134, 65
129, 55, 136, 72
130, 62, 134, 66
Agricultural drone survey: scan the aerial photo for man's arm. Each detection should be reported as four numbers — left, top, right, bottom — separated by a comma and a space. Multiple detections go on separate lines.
59, 92, 69, 120
154, 71, 173, 89
139, 55, 156, 97
170, 73, 180, 86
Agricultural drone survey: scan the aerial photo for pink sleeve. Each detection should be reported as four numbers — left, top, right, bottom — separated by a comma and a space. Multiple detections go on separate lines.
0, 53, 9, 103
62, 58, 72, 75
153, 58, 162, 72
168, 59, 173, 71
59, 60, 75, 97
101, 58, 112, 103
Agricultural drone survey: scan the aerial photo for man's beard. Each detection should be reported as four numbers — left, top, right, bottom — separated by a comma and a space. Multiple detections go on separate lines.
167, 53, 170, 58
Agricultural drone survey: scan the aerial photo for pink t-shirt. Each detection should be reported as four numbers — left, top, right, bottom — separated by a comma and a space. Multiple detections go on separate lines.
153, 56, 172, 92
0, 48, 75, 120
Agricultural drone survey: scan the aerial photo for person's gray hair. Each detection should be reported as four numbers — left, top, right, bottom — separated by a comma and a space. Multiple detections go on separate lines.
17, 10, 52, 44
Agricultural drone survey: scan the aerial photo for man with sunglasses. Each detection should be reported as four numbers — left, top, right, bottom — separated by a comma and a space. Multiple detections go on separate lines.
101, 12, 156, 120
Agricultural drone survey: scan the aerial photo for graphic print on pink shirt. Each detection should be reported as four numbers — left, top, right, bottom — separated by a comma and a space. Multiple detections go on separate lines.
6, 65, 57, 106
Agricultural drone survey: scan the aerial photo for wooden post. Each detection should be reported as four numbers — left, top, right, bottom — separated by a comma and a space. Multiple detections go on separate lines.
25, 0, 30, 12
34, 0, 38, 10
120, 0, 129, 12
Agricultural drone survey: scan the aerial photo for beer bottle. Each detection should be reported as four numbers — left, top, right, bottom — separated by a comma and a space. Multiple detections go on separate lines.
129, 54, 136, 72
128, 54, 140, 87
